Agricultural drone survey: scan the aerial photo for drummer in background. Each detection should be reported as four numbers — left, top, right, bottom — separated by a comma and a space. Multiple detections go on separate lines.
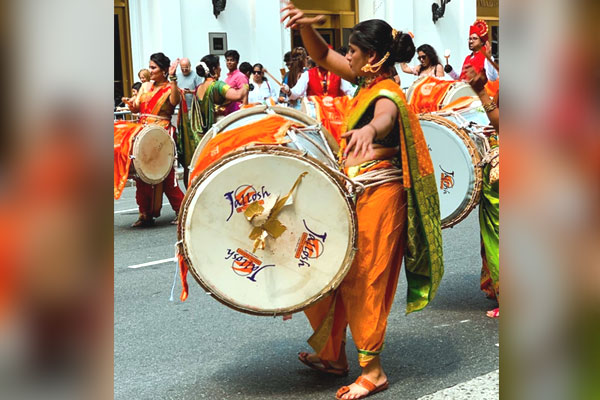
119, 52, 185, 227
176, 54, 248, 186
279, 47, 308, 109
247, 63, 278, 105
280, 48, 355, 99
400, 44, 445, 78
465, 64, 500, 319
282, 4, 443, 399
445, 19, 498, 83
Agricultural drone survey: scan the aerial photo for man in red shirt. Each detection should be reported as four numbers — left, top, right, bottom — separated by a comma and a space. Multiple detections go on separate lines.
445, 20, 498, 82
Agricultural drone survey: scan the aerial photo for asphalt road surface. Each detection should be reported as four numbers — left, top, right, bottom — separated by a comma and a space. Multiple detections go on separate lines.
115, 183, 499, 400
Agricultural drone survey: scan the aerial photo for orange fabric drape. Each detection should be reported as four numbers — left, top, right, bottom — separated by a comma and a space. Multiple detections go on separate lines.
304, 162, 407, 367
188, 114, 296, 183
408, 76, 455, 114
114, 121, 143, 199
309, 95, 351, 144
485, 79, 499, 100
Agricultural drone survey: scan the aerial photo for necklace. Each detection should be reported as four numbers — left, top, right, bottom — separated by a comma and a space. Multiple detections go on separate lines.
357, 74, 390, 89
316, 68, 330, 95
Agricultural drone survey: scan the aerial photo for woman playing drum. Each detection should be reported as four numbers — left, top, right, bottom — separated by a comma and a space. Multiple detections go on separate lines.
177, 54, 248, 186
116, 52, 185, 227
281, 3, 444, 399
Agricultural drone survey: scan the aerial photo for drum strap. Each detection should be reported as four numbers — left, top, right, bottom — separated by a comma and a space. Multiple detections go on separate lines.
351, 167, 403, 189
139, 113, 170, 121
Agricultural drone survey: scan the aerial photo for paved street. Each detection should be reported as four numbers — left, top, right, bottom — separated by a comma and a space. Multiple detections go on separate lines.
115, 182, 498, 400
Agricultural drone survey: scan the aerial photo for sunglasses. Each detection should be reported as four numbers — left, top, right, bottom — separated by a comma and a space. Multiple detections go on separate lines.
417, 55, 427, 61
252, 71, 262, 74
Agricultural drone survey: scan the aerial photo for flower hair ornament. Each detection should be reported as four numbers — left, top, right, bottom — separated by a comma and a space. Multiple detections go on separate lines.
197, 61, 210, 76
361, 51, 390, 73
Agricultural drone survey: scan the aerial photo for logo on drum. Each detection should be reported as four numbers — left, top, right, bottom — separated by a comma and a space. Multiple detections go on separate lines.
225, 248, 274, 282
439, 165, 455, 194
224, 184, 272, 222
420, 82, 436, 96
294, 219, 327, 268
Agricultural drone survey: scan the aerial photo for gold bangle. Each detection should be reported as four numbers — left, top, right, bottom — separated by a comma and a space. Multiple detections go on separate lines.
483, 102, 497, 112
169, 75, 178, 82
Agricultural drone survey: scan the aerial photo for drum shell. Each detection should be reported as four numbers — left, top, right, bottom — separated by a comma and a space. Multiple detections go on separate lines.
419, 114, 482, 228
188, 105, 339, 173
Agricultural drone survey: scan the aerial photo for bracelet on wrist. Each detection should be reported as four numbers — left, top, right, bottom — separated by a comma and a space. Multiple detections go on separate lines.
482, 101, 497, 112
169, 75, 178, 82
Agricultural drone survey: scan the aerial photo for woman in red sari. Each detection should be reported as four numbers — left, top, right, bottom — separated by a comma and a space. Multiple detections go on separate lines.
282, 4, 443, 399
115, 52, 185, 227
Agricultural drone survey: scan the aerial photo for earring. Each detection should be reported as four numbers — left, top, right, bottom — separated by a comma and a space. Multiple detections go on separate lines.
361, 52, 390, 73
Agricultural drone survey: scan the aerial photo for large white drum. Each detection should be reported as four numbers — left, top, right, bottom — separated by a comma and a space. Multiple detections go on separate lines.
178, 146, 357, 315
419, 114, 482, 228
131, 124, 175, 184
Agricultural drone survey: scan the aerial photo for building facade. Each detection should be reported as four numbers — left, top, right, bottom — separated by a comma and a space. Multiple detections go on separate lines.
115, 0, 499, 100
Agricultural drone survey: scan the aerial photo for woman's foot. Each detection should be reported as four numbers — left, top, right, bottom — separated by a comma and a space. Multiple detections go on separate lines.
486, 307, 499, 318
298, 352, 348, 376
131, 216, 154, 227
336, 357, 388, 400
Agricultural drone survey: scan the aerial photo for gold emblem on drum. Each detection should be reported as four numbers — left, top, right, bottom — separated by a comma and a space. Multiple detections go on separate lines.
224, 184, 272, 222
439, 165, 455, 194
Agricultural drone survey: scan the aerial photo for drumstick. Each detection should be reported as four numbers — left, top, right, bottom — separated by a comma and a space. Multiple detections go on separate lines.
263, 69, 283, 87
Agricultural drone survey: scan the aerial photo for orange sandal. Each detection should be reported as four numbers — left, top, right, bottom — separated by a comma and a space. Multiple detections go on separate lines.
336, 376, 389, 400
298, 352, 349, 377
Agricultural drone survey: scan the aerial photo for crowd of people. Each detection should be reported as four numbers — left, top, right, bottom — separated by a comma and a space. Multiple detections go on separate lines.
114, 5, 499, 398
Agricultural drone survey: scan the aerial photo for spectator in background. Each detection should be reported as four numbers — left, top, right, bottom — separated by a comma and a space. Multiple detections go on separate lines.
282, 47, 309, 109
223, 50, 249, 115
177, 57, 203, 109
400, 44, 445, 78
138, 68, 150, 83
239, 62, 253, 81
131, 82, 142, 98
176, 54, 248, 185
247, 63, 278, 105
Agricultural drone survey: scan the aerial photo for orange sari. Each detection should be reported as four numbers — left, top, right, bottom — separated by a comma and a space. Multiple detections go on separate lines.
304, 78, 444, 366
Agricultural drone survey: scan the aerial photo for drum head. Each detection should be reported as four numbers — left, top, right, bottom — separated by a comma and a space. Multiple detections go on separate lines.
179, 146, 356, 315
188, 105, 339, 171
132, 124, 175, 184
419, 115, 482, 228
441, 82, 477, 108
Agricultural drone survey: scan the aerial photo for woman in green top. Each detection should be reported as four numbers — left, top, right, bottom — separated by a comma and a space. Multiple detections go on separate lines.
177, 54, 248, 186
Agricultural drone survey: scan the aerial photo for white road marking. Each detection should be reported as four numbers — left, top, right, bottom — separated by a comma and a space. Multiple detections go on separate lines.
114, 208, 139, 214
418, 370, 499, 399
127, 257, 176, 269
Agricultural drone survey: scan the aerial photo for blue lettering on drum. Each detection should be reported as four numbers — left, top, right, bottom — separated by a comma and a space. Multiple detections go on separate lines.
439, 165, 455, 194
223, 184, 272, 221
225, 248, 274, 282
294, 220, 327, 268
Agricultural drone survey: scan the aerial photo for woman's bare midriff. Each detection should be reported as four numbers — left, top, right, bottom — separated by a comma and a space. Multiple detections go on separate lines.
344, 145, 399, 167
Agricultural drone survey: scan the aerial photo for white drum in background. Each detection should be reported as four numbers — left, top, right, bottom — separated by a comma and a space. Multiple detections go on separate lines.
439, 81, 477, 108
419, 114, 482, 228
131, 124, 175, 184
179, 146, 357, 315
189, 105, 339, 173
